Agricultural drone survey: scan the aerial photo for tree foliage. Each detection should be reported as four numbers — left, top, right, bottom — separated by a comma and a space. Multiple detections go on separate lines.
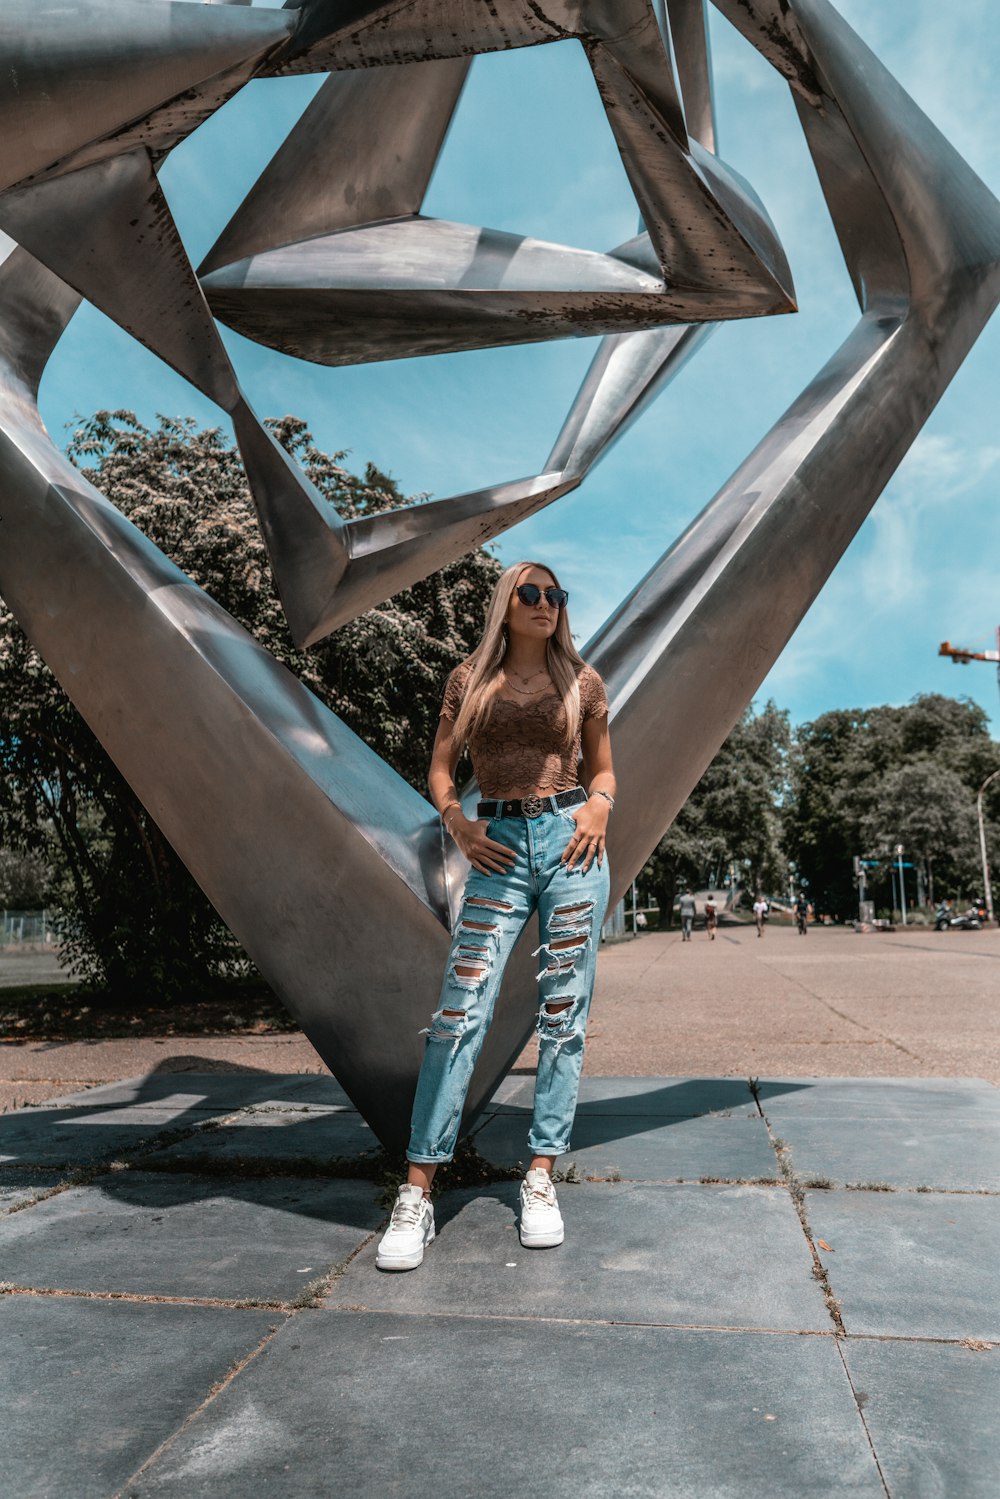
642, 701, 791, 924
0, 412, 501, 995
784, 694, 1000, 916
641, 691, 999, 925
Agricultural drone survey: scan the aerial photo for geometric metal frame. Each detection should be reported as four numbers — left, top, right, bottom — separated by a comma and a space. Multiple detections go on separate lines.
0, 0, 997, 1149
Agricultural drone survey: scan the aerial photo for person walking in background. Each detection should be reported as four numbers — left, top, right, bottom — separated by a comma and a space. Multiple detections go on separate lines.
679, 888, 696, 941
704, 893, 718, 941
795, 891, 809, 935
753, 894, 768, 938
376, 560, 614, 1272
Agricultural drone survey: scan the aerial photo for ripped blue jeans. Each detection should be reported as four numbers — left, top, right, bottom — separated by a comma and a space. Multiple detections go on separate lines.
407, 798, 610, 1163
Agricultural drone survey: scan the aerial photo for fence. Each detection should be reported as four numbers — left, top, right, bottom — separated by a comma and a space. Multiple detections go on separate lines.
601, 898, 626, 941
1, 909, 57, 946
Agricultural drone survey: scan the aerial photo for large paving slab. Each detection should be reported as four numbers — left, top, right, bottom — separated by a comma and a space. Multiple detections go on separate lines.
842, 1338, 1000, 1499
776, 1116, 1000, 1191
0, 1172, 385, 1302
806, 1189, 1000, 1340
495, 1075, 764, 1116
473, 1111, 779, 1181
0, 1102, 225, 1168
128, 1312, 884, 1499
327, 1181, 831, 1331
1, 1296, 278, 1499
758, 1077, 1000, 1190
147, 1109, 378, 1168
757, 1076, 1000, 1119
49, 1071, 354, 1112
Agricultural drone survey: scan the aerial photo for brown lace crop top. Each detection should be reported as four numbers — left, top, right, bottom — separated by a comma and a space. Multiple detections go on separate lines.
440, 661, 609, 798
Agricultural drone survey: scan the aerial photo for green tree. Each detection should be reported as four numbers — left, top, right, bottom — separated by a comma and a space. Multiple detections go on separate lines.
859, 761, 979, 907
785, 694, 1000, 917
0, 847, 52, 908
643, 701, 791, 925
0, 411, 501, 997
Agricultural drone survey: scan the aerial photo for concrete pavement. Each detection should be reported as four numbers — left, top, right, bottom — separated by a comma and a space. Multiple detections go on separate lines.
2, 1069, 998, 1498
2, 928, 998, 1497
3, 925, 997, 1112
580, 922, 1000, 1081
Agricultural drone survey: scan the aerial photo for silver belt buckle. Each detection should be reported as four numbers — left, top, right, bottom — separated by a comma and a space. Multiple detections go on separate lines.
522, 795, 545, 819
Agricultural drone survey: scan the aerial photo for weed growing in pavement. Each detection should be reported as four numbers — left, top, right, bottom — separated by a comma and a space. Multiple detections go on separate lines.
288, 1275, 333, 1311
763, 1121, 845, 1336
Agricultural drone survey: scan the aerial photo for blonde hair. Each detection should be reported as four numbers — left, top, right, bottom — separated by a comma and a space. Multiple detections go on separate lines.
450, 561, 586, 752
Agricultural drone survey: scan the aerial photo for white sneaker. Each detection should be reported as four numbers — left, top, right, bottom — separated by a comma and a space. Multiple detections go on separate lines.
376, 1184, 435, 1271
519, 1168, 565, 1248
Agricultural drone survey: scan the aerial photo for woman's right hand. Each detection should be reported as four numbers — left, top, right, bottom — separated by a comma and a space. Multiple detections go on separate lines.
448, 815, 517, 876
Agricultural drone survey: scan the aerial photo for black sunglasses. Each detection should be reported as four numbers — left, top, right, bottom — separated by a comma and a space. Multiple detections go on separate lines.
516, 583, 568, 610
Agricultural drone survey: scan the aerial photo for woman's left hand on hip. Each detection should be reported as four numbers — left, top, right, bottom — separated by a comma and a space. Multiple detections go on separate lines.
561, 800, 609, 872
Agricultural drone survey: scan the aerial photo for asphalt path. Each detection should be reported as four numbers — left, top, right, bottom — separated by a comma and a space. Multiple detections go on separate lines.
2, 922, 997, 1110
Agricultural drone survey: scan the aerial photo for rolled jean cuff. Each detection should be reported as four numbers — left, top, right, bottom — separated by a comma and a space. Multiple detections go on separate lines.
406, 1150, 453, 1165
526, 1137, 569, 1156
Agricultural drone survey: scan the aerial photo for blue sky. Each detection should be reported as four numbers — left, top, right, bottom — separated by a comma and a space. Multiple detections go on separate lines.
37, 0, 1000, 735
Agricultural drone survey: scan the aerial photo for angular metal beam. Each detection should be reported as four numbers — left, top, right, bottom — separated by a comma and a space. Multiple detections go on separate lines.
200, 57, 472, 277
0, 0, 996, 1157
0, 0, 292, 192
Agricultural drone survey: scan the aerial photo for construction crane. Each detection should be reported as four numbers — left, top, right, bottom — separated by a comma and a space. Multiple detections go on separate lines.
939, 629, 1000, 678
939, 631, 1000, 713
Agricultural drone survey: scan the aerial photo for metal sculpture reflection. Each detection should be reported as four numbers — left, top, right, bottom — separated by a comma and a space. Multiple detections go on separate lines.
0, 0, 997, 1149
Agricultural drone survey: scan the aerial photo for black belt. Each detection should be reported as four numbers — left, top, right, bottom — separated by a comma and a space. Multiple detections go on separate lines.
477, 788, 588, 820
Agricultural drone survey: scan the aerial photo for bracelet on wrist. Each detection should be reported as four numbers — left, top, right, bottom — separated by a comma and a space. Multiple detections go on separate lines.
589, 790, 615, 810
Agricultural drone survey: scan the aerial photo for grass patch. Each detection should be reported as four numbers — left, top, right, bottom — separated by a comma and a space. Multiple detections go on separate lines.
0, 975, 299, 1041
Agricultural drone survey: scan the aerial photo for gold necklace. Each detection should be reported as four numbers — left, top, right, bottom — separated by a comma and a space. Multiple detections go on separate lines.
505, 664, 549, 687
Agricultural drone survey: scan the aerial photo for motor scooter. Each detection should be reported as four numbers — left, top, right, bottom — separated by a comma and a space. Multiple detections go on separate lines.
935, 904, 982, 931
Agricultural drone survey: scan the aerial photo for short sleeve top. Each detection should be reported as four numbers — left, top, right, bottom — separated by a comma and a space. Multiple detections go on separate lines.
440, 661, 608, 798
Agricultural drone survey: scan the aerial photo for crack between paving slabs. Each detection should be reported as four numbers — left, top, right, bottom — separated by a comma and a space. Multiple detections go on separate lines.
325, 1303, 849, 1335
108, 1318, 289, 1499
340, 1306, 986, 1348
754, 1124, 902, 1489
833, 1336, 892, 1499
760, 1118, 846, 1336
2, 1199, 385, 1496
0, 1284, 290, 1311
104, 1226, 385, 1496
5, 1279, 988, 1355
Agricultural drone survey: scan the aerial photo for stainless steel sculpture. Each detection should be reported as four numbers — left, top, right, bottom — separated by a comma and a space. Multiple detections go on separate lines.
0, 0, 997, 1149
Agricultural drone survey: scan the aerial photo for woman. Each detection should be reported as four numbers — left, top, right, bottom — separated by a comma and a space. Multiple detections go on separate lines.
376, 561, 615, 1271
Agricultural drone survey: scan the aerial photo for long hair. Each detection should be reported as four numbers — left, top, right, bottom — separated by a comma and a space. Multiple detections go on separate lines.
450, 561, 586, 751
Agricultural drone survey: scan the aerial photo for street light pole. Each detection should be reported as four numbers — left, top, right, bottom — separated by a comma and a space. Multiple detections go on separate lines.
895, 844, 907, 925
977, 768, 1000, 925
